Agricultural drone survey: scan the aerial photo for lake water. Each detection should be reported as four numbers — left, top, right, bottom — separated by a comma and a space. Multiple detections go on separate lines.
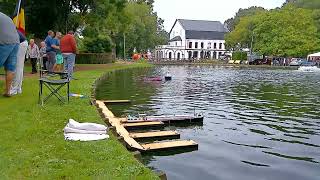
96, 65, 320, 180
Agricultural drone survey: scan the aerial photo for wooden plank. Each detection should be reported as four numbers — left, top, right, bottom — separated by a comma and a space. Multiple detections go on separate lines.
102, 100, 131, 104
123, 121, 164, 127
130, 131, 179, 139
142, 140, 198, 151
123, 122, 164, 131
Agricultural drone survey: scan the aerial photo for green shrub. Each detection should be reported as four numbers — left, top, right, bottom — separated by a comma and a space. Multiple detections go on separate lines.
76, 53, 113, 64
82, 35, 113, 53
232, 51, 247, 60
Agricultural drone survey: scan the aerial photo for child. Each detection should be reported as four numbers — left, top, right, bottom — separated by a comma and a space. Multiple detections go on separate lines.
53, 50, 64, 72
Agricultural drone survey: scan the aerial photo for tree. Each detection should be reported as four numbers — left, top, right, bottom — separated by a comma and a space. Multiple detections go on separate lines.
226, 5, 320, 57
224, 6, 266, 32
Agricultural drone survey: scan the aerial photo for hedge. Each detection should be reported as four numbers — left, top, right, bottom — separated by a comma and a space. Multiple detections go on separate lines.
76, 53, 114, 64
232, 51, 248, 60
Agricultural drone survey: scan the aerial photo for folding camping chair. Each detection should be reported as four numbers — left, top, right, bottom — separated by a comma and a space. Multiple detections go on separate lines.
38, 58, 71, 105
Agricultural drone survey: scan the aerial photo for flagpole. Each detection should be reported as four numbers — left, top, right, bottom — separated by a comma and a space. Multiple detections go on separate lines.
15, 0, 22, 26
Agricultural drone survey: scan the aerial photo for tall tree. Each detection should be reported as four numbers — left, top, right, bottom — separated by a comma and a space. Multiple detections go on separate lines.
226, 5, 320, 57
224, 6, 266, 32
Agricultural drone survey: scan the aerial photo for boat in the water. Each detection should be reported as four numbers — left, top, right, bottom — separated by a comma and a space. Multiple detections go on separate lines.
298, 66, 320, 72
164, 72, 172, 81
144, 77, 162, 81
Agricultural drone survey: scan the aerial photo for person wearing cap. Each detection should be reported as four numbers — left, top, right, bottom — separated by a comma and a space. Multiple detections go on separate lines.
0, 12, 20, 97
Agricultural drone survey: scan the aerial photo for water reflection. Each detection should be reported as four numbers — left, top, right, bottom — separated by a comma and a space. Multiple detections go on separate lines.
96, 66, 320, 180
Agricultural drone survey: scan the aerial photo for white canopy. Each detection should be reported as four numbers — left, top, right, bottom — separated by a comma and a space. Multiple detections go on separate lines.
308, 52, 320, 58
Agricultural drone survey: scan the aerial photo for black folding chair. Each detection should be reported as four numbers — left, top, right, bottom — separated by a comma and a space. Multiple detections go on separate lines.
38, 57, 71, 105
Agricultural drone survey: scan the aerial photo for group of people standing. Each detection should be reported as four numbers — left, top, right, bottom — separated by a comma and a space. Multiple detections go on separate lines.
0, 12, 77, 97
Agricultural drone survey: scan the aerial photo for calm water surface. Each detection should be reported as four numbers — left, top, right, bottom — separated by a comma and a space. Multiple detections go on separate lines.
96, 66, 320, 180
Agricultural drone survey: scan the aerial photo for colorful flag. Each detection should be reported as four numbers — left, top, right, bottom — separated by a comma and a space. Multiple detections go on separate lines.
12, 0, 25, 35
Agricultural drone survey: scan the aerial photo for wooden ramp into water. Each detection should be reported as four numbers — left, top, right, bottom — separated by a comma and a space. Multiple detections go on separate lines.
142, 140, 198, 151
96, 100, 199, 152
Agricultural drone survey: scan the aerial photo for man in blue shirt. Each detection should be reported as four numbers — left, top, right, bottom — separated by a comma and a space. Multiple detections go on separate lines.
45, 30, 60, 73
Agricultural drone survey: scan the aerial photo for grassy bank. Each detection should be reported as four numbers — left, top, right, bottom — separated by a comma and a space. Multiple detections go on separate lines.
0, 63, 158, 179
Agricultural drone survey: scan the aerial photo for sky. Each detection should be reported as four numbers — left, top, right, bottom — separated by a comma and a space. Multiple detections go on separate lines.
154, 0, 286, 31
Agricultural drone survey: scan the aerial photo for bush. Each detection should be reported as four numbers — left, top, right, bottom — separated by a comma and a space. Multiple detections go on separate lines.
76, 53, 113, 64
82, 35, 113, 53
232, 51, 247, 60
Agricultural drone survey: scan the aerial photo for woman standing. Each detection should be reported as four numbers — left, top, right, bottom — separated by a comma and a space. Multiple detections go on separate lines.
26, 39, 40, 74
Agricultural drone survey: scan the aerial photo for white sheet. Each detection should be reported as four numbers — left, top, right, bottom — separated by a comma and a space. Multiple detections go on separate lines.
67, 119, 107, 131
64, 133, 109, 141
64, 127, 106, 135
64, 119, 109, 141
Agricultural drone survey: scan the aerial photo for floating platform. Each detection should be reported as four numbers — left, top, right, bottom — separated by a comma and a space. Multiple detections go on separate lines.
142, 140, 198, 151
124, 114, 204, 124
130, 131, 180, 141
95, 100, 199, 152
123, 121, 165, 131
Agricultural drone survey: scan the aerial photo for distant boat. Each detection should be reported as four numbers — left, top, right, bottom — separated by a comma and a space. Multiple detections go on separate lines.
164, 72, 172, 81
298, 66, 320, 72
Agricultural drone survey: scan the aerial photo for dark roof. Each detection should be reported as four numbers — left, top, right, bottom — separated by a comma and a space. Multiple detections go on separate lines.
170, 19, 228, 34
169, 36, 182, 42
178, 19, 227, 32
186, 30, 225, 40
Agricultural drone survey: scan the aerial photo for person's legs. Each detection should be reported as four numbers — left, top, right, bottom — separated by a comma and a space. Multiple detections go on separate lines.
3, 44, 19, 96
67, 54, 76, 78
31, 58, 37, 73
47, 52, 56, 73
42, 57, 48, 70
10, 40, 28, 95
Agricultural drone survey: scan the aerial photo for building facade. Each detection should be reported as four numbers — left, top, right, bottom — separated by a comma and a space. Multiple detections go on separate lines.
155, 19, 228, 61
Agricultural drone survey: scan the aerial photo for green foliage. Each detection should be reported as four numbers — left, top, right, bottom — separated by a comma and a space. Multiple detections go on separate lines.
226, 5, 320, 57
232, 51, 247, 60
224, 6, 266, 32
82, 35, 114, 53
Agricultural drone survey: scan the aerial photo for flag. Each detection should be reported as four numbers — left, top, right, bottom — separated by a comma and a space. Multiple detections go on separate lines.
12, 0, 25, 35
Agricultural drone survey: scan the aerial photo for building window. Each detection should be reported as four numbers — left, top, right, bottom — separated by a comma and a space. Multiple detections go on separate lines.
195, 42, 198, 49
219, 43, 222, 49
175, 42, 177, 46
201, 42, 204, 49
214, 43, 217, 49
189, 42, 192, 49
207, 42, 211, 49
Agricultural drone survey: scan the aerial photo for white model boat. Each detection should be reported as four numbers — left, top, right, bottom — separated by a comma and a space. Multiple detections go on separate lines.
298, 66, 320, 72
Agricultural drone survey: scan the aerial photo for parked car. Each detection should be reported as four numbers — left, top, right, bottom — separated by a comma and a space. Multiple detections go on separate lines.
301, 60, 316, 66
289, 58, 303, 66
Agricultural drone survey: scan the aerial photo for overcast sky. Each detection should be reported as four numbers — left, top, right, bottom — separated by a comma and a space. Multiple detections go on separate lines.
154, 0, 286, 31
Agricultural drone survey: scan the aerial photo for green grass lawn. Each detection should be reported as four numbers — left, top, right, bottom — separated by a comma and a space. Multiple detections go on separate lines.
0, 63, 159, 179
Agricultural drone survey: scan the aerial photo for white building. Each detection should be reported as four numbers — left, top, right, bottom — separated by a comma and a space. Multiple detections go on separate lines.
155, 19, 228, 60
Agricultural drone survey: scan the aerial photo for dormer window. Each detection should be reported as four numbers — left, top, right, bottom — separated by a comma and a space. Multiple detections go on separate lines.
214, 43, 217, 49
201, 42, 204, 49
195, 42, 198, 49
189, 42, 192, 48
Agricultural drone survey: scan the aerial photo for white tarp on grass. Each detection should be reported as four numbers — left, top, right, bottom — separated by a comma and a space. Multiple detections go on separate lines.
64, 119, 109, 141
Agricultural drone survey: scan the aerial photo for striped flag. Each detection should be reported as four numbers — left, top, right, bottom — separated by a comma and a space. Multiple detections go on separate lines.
12, 0, 25, 35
